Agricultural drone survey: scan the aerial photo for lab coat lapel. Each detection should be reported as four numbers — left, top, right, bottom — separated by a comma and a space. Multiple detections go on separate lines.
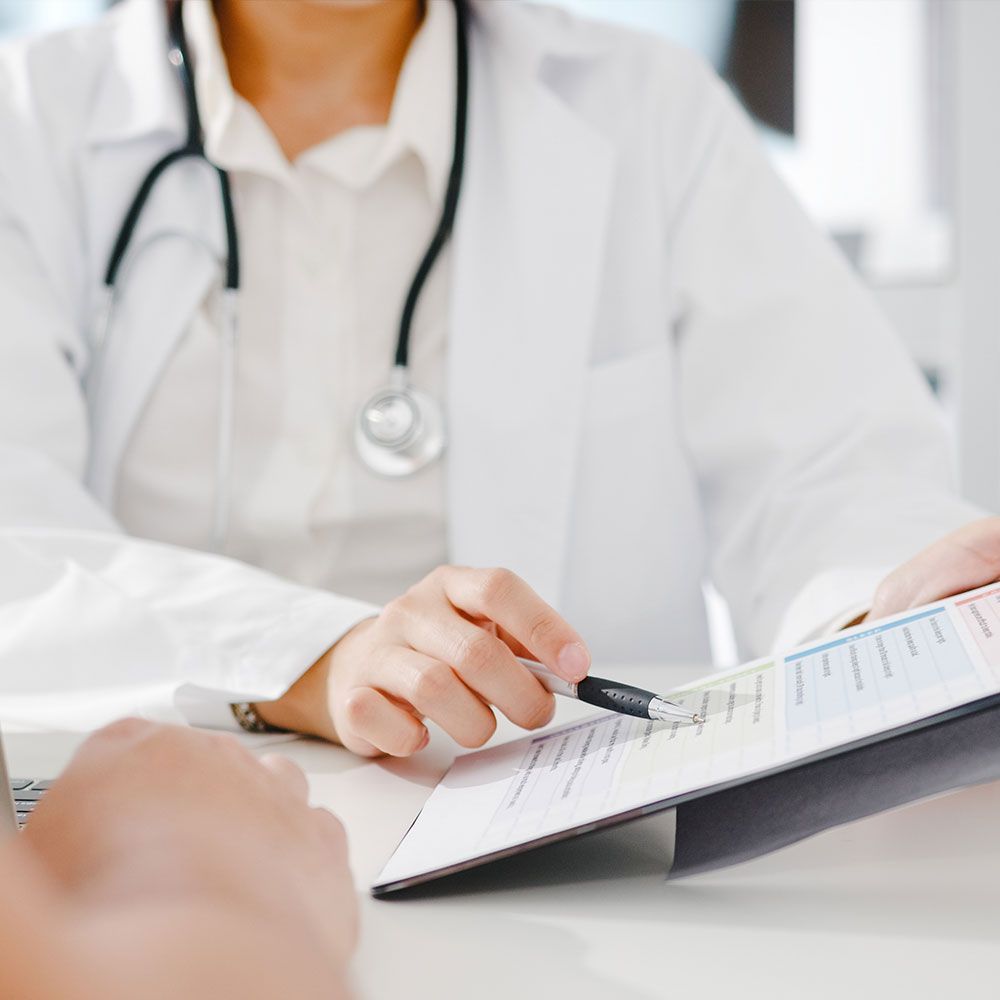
83, 160, 222, 506
447, 9, 615, 606
82, 0, 224, 505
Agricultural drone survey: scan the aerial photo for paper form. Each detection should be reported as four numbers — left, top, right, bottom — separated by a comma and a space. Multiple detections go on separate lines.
374, 585, 1000, 891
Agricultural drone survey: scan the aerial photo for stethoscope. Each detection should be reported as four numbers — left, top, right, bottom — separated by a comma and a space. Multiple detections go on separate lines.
92, 0, 468, 549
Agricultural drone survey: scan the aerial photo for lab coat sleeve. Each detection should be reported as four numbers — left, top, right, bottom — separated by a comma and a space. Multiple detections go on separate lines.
668, 66, 982, 657
0, 176, 376, 731
0, 529, 375, 731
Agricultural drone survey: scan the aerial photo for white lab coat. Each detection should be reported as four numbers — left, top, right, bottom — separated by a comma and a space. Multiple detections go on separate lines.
0, 0, 980, 729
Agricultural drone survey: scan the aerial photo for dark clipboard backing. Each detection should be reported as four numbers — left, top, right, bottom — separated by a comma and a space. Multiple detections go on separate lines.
373, 692, 1000, 896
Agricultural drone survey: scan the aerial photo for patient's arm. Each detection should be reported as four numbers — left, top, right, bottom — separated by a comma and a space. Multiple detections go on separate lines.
0, 720, 356, 1000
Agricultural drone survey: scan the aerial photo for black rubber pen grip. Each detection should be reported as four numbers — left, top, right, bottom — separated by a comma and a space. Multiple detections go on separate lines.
576, 676, 654, 718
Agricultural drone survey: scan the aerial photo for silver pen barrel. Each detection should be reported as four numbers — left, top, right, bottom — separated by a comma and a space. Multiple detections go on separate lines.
520, 659, 579, 698
648, 696, 704, 724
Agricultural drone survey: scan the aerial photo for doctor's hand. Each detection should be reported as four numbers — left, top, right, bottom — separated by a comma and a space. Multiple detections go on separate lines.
869, 517, 1000, 621
258, 566, 591, 757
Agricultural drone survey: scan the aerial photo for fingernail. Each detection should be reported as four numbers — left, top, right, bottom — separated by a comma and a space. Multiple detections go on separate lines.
556, 642, 590, 682
416, 729, 430, 752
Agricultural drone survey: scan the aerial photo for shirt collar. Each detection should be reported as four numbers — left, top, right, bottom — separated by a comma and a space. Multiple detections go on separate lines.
84, 0, 614, 152
182, 0, 456, 205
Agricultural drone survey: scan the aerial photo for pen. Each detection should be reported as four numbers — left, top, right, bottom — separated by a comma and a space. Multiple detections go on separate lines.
518, 659, 704, 725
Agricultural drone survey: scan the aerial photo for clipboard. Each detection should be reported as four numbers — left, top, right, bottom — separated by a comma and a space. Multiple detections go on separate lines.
670, 692, 1000, 877
372, 587, 1000, 897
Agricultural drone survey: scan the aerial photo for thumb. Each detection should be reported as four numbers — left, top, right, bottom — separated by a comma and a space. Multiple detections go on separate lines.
870, 518, 1000, 622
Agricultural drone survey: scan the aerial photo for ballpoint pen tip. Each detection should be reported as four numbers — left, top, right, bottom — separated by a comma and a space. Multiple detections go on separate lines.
692, 714, 705, 724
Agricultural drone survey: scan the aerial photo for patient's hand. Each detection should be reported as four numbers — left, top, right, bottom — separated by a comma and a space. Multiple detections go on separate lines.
870, 517, 1000, 621
20, 720, 356, 998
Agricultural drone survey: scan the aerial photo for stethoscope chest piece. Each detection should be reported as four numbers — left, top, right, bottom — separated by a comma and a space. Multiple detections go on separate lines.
355, 367, 445, 477
101, 0, 467, 521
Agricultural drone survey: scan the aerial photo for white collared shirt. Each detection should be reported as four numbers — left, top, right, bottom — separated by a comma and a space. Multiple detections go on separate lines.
115, 0, 455, 605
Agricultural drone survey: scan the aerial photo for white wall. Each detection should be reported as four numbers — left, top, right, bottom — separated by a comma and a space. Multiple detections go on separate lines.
548, 0, 1000, 509
952, 0, 1000, 511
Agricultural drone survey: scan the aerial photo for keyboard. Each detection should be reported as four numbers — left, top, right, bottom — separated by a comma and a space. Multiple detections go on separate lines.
10, 779, 50, 830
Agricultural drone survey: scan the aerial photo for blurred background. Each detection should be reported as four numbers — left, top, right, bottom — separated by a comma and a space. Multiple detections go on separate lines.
2, 0, 998, 658
553, 0, 1000, 518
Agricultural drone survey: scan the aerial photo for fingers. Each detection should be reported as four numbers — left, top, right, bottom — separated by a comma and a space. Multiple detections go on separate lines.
328, 566, 581, 758
310, 806, 348, 855
308, 808, 358, 956
368, 649, 501, 748
259, 753, 309, 801
383, 612, 555, 732
340, 686, 428, 758
870, 518, 1000, 621
93, 717, 158, 744
440, 567, 590, 681
869, 566, 921, 621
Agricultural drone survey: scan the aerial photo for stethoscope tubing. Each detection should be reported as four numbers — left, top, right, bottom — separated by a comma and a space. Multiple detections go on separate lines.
93, 0, 468, 550
396, 0, 468, 368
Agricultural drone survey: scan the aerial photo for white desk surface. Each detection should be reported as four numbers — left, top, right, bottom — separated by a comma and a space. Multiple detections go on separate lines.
8, 664, 1000, 1000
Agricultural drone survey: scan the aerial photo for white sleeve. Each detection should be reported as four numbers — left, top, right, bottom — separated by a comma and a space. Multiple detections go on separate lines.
0, 107, 375, 732
668, 65, 982, 656
0, 529, 375, 731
